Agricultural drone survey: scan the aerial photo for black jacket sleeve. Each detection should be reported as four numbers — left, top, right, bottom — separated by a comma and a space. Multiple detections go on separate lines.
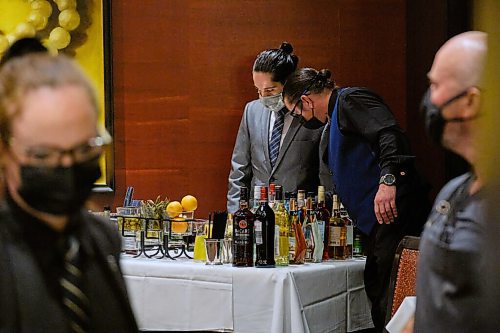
337, 88, 415, 177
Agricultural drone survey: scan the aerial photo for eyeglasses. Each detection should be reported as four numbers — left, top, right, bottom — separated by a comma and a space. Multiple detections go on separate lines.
289, 99, 304, 119
9, 128, 112, 168
288, 76, 319, 119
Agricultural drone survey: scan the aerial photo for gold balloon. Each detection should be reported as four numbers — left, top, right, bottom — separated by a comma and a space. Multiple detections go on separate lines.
49, 27, 71, 49
6, 35, 17, 45
55, 0, 77, 11
27, 11, 49, 30
30, 0, 53, 18
59, 9, 80, 31
15, 22, 36, 38
0, 35, 9, 54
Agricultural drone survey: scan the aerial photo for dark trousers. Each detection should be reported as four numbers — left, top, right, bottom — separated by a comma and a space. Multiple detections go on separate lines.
363, 191, 429, 332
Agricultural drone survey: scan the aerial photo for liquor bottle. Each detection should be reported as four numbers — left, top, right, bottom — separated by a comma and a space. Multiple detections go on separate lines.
273, 185, 290, 266
288, 193, 297, 263
251, 185, 262, 213
254, 186, 275, 267
353, 227, 363, 257
329, 195, 347, 259
297, 190, 306, 224
284, 191, 291, 213
233, 186, 254, 267
315, 186, 330, 260
289, 194, 306, 264
268, 183, 276, 209
334, 197, 348, 260
303, 192, 315, 262
340, 203, 353, 259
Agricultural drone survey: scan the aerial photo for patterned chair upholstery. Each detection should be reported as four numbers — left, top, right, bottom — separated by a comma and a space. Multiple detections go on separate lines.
385, 236, 420, 324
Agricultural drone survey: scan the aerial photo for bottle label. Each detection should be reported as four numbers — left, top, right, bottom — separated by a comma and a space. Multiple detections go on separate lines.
122, 233, 137, 251
239, 220, 248, 229
255, 220, 263, 245
317, 220, 325, 240
329, 226, 341, 246
274, 225, 280, 256
346, 225, 354, 245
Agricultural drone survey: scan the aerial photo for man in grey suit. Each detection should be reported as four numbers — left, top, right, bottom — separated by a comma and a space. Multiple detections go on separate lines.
227, 42, 328, 212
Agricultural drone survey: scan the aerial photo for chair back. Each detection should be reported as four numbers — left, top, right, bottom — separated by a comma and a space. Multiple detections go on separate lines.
385, 236, 420, 324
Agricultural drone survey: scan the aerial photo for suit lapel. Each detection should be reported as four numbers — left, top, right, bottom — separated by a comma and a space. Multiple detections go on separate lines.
261, 106, 272, 171
87, 222, 138, 328
271, 116, 302, 174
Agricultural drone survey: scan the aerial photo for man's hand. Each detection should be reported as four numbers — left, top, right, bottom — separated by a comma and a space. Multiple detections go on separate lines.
374, 184, 398, 224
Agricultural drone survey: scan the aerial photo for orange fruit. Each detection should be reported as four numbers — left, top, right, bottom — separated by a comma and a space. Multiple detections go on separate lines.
181, 195, 198, 211
166, 201, 183, 218
171, 217, 188, 234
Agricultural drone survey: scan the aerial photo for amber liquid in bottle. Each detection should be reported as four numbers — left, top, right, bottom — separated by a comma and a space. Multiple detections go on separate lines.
233, 186, 255, 267
340, 204, 353, 259
290, 195, 306, 264
329, 195, 348, 260
304, 192, 315, 262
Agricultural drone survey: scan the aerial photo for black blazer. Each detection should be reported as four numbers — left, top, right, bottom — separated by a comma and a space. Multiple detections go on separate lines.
0, 203, 138, 333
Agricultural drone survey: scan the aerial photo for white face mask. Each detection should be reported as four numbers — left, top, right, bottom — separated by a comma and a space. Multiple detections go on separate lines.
259, 93, 285, 112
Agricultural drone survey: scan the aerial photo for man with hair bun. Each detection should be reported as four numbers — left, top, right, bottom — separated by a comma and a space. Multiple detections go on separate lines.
227, 42, 329, 213
283, 68, 430, 332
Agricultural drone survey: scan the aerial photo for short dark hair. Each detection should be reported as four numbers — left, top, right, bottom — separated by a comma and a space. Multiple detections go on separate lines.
0, 37, 47, 67
253, 42, 299, 84
283, 68, 336, 104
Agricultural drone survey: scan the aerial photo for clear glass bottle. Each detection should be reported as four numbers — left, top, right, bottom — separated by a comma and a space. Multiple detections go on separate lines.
304, 192, 315, 262
340, 203, 353, 259
289, 193, 306, 264
315, 186, 331, 260
254, 186, 275, 267
297, 189, 306, 224
273, 185, 290, 266
233, 186, 254, 267
328, 195, 342, 259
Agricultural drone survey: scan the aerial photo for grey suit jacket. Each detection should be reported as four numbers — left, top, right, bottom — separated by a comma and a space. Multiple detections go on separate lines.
227, 99, 330, 213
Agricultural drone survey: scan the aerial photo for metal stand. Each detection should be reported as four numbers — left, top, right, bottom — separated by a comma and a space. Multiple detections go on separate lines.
117, 216, 196, 260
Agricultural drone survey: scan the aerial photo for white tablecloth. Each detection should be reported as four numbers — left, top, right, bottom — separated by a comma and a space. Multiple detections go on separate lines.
121, 256, 373, 332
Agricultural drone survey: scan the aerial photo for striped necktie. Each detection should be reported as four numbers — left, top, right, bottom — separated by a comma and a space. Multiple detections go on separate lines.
60, 236, 90, 333
269, 110, 285, 168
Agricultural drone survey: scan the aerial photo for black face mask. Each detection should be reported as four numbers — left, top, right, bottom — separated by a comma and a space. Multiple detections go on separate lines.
421, 88, 470, 145
17, 157, 101, 215
302, 116, 326, 130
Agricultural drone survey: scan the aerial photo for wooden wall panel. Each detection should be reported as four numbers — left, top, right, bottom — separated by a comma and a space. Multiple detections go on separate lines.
93, 0, 409, 217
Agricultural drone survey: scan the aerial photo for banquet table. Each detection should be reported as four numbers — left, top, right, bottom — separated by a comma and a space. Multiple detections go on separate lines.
121, 255, 373, 332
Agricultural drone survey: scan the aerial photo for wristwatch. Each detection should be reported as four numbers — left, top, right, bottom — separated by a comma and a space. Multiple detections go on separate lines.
379, 174, 396, 186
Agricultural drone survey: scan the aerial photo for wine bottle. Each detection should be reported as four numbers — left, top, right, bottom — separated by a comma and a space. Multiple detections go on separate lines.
254, 186, 275, 267
233, 186, 254, 267
251, 185, 262, 213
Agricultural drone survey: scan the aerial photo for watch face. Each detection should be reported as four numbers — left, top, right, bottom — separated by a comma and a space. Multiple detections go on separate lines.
382, 174, 396, 185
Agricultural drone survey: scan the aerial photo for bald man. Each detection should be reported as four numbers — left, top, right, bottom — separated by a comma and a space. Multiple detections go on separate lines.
414, 31, 487, 332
